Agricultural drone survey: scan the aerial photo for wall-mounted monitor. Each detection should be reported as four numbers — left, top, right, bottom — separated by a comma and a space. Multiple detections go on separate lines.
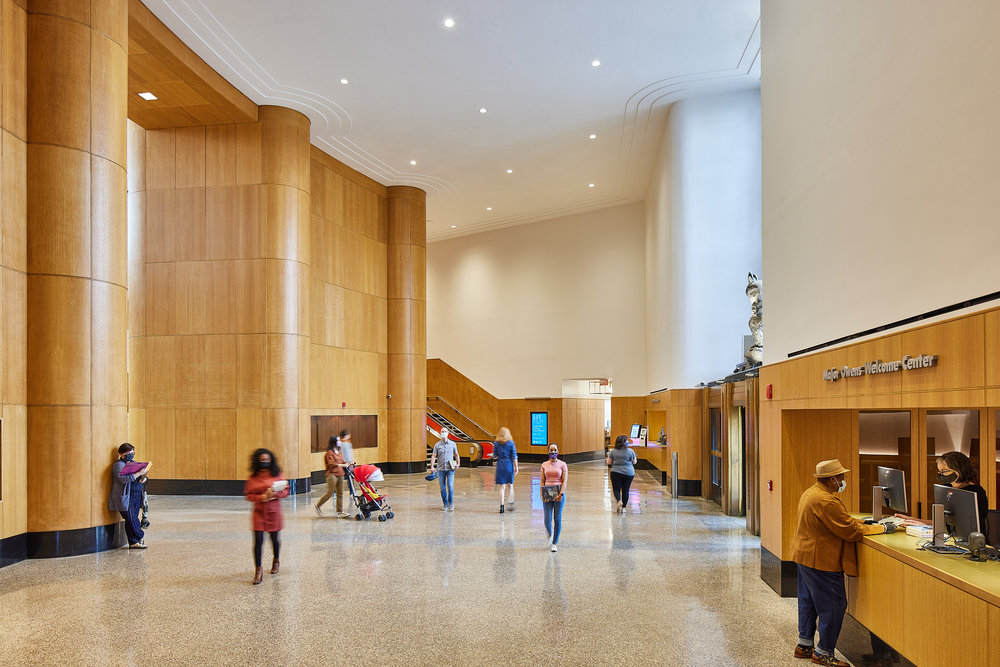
530, 412, 548, 446
629, 423, 641, 439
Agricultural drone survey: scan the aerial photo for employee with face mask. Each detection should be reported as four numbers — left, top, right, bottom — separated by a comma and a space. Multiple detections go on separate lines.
790, 459, 892, 667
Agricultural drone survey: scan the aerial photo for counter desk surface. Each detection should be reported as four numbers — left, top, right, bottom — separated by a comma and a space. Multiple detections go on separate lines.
848, 517, 1000, 666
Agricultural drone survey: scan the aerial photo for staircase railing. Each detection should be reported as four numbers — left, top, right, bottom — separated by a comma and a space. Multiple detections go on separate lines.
427, 395, 495, 441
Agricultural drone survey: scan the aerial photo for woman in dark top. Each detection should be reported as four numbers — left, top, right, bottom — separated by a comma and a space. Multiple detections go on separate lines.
108, 443, 153, 549
895, 450, 989, 539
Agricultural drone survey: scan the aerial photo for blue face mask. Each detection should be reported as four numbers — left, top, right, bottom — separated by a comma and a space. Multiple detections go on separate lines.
124, 452, 135, 462
549, 451, 558, 459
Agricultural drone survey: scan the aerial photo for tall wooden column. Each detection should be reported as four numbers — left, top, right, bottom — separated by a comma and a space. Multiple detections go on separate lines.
25, 0, 128, 556
386, 186, 426, 472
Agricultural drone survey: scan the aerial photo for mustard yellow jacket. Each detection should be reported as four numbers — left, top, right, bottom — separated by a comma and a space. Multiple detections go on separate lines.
791, 483, 884, 575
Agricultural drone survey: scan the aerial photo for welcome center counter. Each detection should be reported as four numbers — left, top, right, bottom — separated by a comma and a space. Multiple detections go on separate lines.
846, 525, 1000, 666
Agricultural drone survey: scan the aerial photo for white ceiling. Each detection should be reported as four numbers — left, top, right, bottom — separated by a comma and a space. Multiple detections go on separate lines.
143, 1, 760, 242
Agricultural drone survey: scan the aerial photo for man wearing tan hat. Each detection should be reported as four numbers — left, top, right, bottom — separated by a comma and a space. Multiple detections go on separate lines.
790, 459, 894, 667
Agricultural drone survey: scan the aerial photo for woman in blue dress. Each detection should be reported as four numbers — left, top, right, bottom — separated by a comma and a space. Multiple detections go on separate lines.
493, 426, 518, 513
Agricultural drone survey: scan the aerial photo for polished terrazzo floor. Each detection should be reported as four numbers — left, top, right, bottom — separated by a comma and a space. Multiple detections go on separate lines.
0, 461, 825, 666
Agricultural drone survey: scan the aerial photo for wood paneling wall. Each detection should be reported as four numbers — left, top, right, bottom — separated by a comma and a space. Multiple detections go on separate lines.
0, 0, 28, 541
760, 306, 1000, 560
611, 396, 645, 443
426, 359, 499, 436
386, 186, 427, 466
25, 0, 128, 533
308, 146, 388, 467
129, 106, 314, 481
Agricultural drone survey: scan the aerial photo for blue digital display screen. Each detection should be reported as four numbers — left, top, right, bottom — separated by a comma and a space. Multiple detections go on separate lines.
530, 412, 548, 446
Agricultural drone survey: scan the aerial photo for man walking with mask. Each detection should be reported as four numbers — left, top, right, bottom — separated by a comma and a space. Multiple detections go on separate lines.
791, 459, 893, 667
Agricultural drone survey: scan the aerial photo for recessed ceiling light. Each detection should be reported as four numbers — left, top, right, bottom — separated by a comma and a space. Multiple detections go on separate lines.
137, 92, 157, 101
506, 169, 513, 174
592, 60, 601, 67
444, 18, 455, 28
479, 107, 487, 114
410, 160, 417, 166
451, 225, 457, 228
588, 184, 595, 188
486, 207, 492, 211
340, 78, 349, 85
589, 134, 597, 139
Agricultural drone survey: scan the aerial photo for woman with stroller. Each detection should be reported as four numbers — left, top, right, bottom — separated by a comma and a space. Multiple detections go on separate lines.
540, 443, 568, 552
245, 448, 290, 584
493, 426, 518, 513
108, 443, 152, 549
315, 435, 349, 517
607, 435, 638, 513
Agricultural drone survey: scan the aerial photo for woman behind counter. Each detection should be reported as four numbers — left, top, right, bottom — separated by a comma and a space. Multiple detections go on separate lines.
493, 426, 518, 513
894, 450, 989, 539
245, 448, 290, 585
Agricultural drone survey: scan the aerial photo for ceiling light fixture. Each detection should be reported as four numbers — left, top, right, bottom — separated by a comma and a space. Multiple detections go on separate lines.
444, 18, 455, 28
589, 134, 597, 139
340, 78, 349, 85
479, 107, 487, 114
137, 92, 157, 101
592, 60, 601, 67
410, 160, 417, 166
589, 184, 595, 188
486, 207, 492, 212
506, 169, 513, 174
451, 225, 457, 228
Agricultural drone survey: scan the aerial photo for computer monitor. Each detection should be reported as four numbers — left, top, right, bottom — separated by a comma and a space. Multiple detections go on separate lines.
873, 466, 907, 519
933, 484, 981, 544
629, 423, 641, 439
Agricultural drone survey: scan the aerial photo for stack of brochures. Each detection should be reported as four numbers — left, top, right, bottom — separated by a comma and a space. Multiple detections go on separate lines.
905, 525, 933, 538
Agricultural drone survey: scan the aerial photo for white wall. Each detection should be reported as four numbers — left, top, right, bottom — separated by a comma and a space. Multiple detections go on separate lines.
645, 89, 763, 391
427, 203, 646, 398
762, 1, 1000, 362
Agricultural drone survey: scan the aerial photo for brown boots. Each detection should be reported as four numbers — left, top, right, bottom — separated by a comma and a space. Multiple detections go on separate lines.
270, 559, 279, 574
252, 567, 263, 585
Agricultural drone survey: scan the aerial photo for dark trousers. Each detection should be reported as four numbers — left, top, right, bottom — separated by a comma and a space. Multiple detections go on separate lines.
253, 531, 280, 567
797, 564, 847, 655
609, 471, 634, 506
119, 485, 145, 545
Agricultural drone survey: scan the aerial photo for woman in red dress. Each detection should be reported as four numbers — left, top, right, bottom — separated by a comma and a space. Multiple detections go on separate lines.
244, 448, 290, 584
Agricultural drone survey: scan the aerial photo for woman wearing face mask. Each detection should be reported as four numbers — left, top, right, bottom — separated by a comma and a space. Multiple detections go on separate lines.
540, 443, 568, 552
315, 435, 349, 517
108, 443, 152, 549
245, 448, 290, 585
893, 451, 989, 537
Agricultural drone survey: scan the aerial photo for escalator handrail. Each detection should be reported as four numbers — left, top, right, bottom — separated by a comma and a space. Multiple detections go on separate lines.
426, 395, 495, 440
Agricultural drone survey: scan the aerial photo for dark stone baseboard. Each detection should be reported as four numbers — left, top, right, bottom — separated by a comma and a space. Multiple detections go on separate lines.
517, 450, 604, 464
381, 461, 427, 475
25, 522, 126, 559
676, 478, 701, 496
0, 532, 27, 568
634, 458, 659, 471
760, 546, 798, 598
146, 477, 311, 496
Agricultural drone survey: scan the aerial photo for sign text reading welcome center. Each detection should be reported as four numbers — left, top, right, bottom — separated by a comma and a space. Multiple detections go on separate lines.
822, 354, 937, 382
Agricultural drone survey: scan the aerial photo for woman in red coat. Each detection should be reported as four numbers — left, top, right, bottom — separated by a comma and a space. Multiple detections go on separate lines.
244, 448, 290, 584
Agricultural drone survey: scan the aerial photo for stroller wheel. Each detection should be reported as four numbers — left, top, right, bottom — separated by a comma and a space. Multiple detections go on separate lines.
362, 509, 371, 519
378, 514, 387, 522
355, 514, 362, 521
386, 511, 394, 519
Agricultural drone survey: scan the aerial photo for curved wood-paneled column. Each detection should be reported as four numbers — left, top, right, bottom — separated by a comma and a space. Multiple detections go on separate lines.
385, 186, 426, 472
258, 106, 311, 481
25, 0, 128, 556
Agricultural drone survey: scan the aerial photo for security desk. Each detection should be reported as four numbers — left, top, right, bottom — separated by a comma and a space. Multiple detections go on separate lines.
846, 528, 1000, 666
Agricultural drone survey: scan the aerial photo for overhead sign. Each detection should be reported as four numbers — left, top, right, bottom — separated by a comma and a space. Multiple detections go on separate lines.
822, 354, 937, 382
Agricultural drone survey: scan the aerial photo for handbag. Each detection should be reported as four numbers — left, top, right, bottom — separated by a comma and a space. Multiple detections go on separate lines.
541, 485, 561, 502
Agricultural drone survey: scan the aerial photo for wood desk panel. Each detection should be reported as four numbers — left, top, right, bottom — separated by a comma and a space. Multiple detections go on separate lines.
848, 532, 1000, 666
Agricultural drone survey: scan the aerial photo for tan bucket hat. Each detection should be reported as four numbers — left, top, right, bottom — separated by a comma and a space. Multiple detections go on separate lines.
814, 459, 849, 478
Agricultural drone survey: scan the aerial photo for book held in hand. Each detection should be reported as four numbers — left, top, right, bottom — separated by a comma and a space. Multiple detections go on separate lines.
120, 462, 147, 475
541, 485, 561, 502
271, 480, 288, 492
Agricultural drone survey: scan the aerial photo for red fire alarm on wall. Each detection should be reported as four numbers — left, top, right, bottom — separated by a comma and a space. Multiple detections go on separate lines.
766, 384, 772, 400
767, 480, 773, 491
342, 401, 346, 408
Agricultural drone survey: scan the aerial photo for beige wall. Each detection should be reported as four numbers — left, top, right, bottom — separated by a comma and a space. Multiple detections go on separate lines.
761, 0, 1000, 362
427, 202, 646, 399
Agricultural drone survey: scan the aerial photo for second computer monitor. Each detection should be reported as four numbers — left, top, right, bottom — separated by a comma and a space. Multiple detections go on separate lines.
934, 484, 981, 544
876, 466, 908, 514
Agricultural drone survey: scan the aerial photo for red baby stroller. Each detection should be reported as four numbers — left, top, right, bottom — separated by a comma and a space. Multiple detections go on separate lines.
347, 463, 394, 522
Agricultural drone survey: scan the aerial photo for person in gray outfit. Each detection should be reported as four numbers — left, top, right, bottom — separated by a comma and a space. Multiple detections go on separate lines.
108, 443, 153, 548
606, 435, 637, 513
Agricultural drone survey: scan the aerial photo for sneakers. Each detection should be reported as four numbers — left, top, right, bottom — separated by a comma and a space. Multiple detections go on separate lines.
442, 506, 449, 511
550, 543, 558, 552
314, 504, 323, 516
794, 645, 814, 659
447, 505, 454, 512
811, 653, 848, 667
129, 541, 147, 549
337, 512, 349, 518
